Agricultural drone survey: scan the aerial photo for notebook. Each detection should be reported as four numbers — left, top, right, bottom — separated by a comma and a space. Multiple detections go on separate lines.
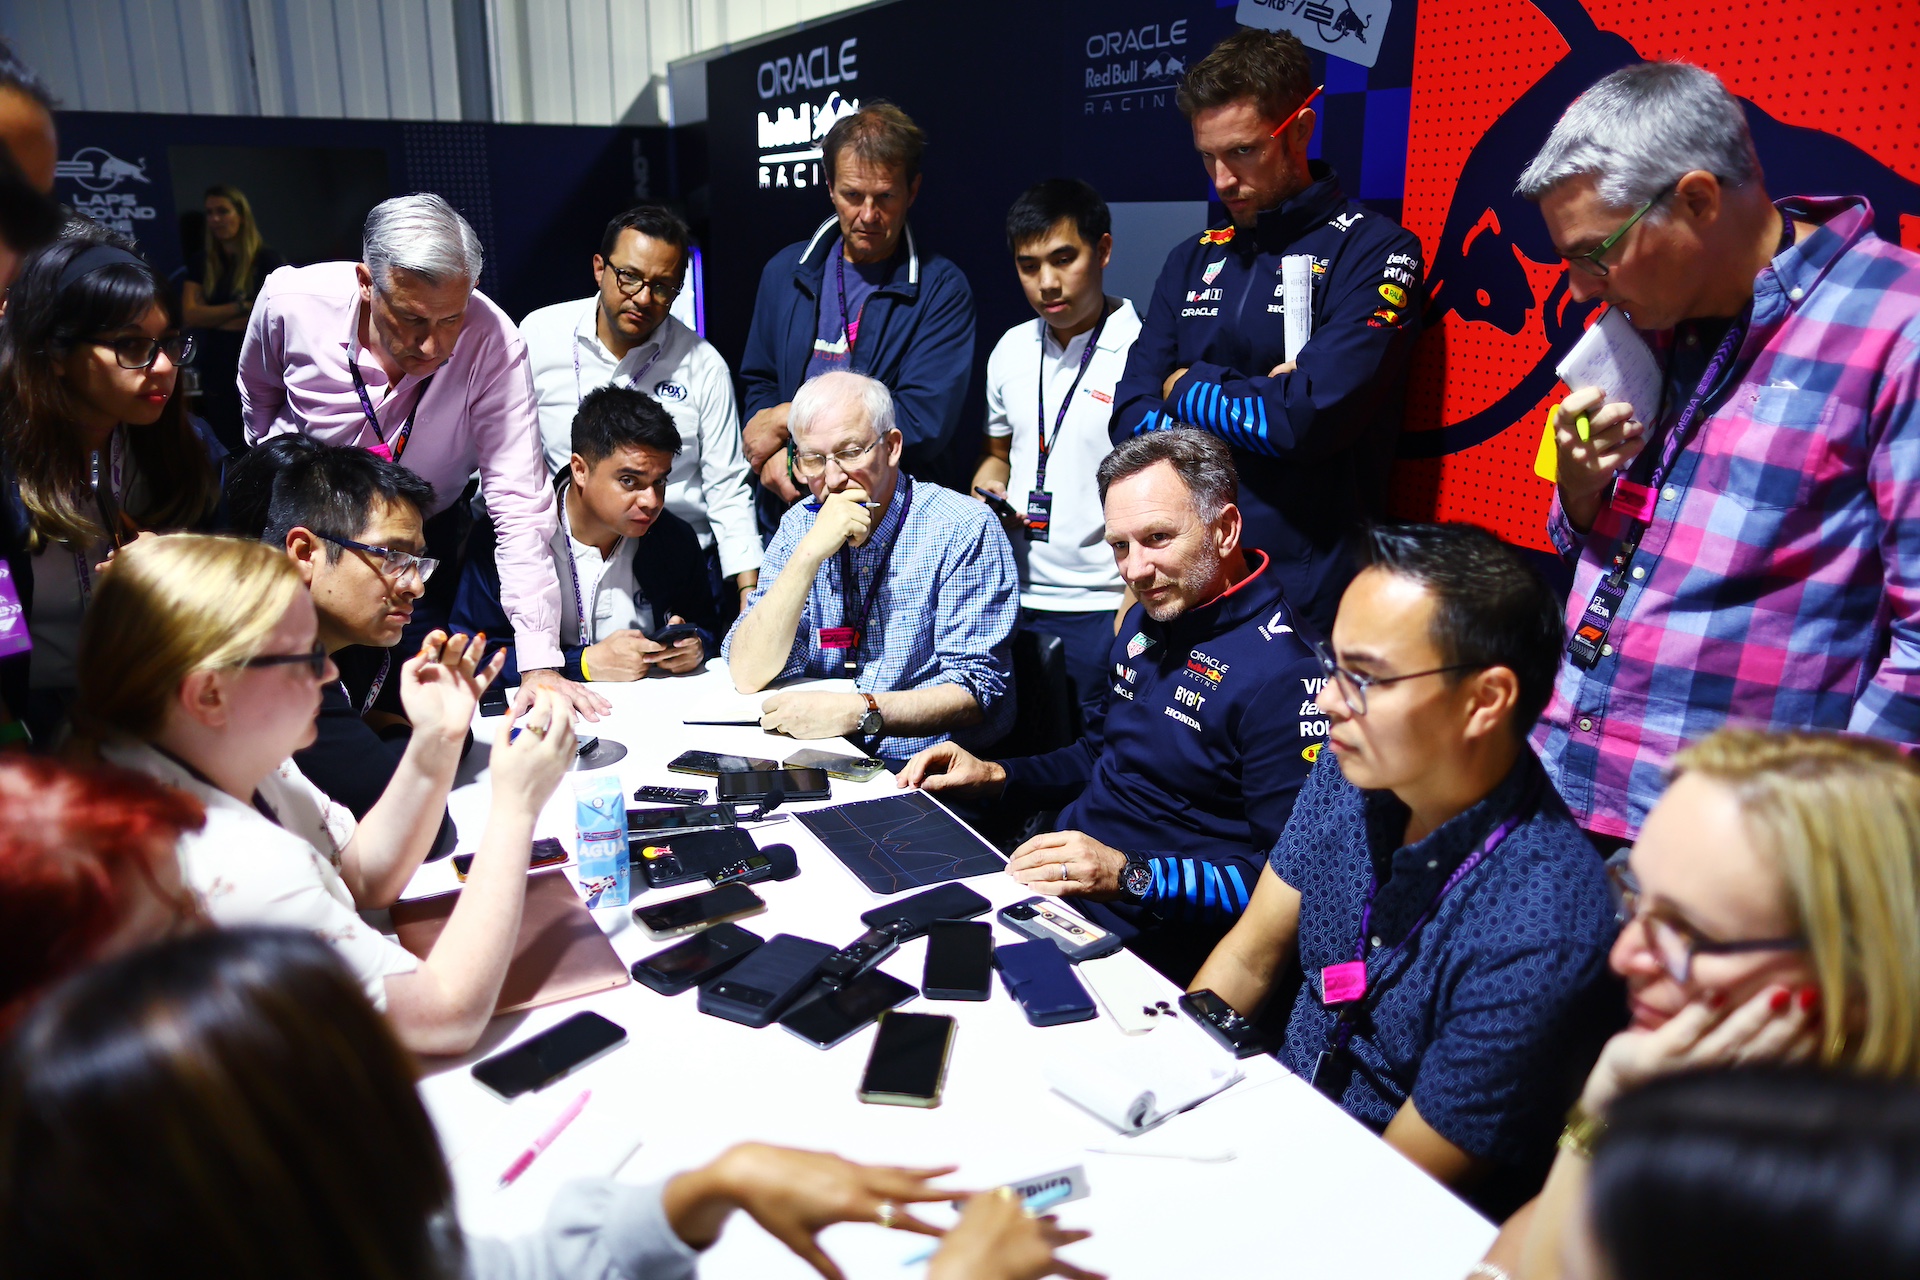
390, 867, 630, 1015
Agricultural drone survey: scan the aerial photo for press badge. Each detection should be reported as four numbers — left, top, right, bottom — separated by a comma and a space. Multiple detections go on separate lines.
1320, 961, 1367, 1005
818, 626, 859, 648
1024, 490, 1053, 544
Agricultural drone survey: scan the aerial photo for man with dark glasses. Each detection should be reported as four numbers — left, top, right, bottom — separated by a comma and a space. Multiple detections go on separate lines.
1188, 524, 1618, 1218
1110, 26, 1427, 636
224, 437, 455, 856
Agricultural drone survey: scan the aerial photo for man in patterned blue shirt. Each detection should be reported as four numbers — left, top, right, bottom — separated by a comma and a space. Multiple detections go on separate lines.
1190, 523, 1618, 1217
723, 371, 1017, 760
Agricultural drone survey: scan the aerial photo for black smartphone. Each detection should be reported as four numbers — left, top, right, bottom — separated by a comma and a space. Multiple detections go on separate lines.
923, 921, 993, 1001
714, 768, 833, 804
780, 969, 917, 1049
631, 882, 767, 941
629, 804, 739, 836
648, 621, 703, 647
698, 934, 837, 1028
452, 837, 568, 882
668, 750, 781, 777
860, 882, 992, 940
470, 1012, 627, 1100
973, 487, 1022, 524
858, 1011, 956, 1107
632, 784, 708, 806
1179, 989, 1277, 1059
630, 922, 764, 996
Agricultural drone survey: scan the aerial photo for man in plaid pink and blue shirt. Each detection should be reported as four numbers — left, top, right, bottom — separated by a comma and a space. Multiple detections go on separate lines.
1519, 63, 1920, 844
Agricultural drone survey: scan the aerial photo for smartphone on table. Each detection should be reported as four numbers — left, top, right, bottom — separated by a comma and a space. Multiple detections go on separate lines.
452, 837, 568, 882
471, 1011, 627, 1100
858, 1011, 956, 1107
859, 882, 992, 941
922, 921, 993, 1001
631, 882, 767, 942
630, 923, 764, 996
697, 934, 837, 1028
668, 750, 780, 778
784, 747, 887, 783
780, 969, 917, 1049
998, 896, 1124, 961
714, 768, 833, 804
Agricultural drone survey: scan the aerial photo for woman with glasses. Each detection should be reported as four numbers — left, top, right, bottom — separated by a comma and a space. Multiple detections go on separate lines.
70, 534, 580, 1056
0, 238, 223, 742
1476, 728, 1920, 1280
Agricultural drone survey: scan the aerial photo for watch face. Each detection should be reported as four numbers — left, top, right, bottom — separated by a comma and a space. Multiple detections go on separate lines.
1123, 862, 1153, 896
859, 711, 883, 735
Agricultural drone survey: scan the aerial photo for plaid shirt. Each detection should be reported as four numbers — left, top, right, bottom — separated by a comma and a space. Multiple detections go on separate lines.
721, 478, 1018, 758
1535, 198, 1920, 840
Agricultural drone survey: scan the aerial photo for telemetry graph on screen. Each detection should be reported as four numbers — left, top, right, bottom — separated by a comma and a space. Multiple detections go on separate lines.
797, 791, 1005, 894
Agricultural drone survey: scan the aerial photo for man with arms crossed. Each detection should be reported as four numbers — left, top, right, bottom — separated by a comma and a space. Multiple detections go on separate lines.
239, 194, 605, 719
723, 371, 1016, 762
519, 205, 761, 615
905, 430, 1326, 983
1191, 524, 1617, 1216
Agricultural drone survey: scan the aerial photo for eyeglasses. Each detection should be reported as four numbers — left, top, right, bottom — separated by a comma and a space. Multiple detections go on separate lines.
1563, 184, 1676, 277
1308, 637, 1482, 717
88, 333, 195, 370
604, 264, 682, 304
1606, 861, 1806, 986
791, 435, 882, 480
1268, 85, 1324, 139
242, 640, 329, 680
314, 531, 439, 583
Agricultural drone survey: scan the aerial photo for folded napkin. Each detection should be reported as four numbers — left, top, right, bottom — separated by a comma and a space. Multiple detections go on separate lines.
1045, 1037, 1243, 1134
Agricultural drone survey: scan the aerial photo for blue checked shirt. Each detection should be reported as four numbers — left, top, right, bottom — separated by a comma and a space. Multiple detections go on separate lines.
721, 478, 1018, 757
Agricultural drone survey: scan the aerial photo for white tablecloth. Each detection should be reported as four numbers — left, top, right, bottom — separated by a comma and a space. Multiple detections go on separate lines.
407, 666, 1495, 1279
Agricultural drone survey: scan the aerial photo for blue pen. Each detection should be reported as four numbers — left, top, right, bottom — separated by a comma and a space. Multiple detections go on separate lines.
804, 498, 883, 512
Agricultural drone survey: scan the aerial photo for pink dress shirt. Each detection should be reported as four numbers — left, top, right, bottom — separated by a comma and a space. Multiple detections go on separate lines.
238, 261, 562, 669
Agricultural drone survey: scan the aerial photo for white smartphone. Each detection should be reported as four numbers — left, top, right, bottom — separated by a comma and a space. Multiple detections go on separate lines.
1077, 954, 1178, 1036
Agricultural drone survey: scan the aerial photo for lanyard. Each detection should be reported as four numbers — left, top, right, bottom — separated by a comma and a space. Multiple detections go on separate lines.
560, 484, 622, 646
150, 741, 282, 829
833, 249, 867, 357
1312, 775, 1541, 1094
74, 429, 128, 611
829, 476, 914, 677
573, 318, 664, 402
1033, 309, 1108, 495
346, 344, 434, 463
339, 649, 390, 717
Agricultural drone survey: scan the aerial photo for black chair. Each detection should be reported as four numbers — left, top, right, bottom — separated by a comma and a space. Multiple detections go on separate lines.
1010, 628, 1079, 758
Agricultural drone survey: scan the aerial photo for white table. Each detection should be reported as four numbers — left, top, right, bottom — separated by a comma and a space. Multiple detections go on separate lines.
408, 667, 1495, 1279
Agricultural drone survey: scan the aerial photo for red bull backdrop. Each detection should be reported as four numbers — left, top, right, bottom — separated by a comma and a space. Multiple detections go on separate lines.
1391, 0, 1920, 549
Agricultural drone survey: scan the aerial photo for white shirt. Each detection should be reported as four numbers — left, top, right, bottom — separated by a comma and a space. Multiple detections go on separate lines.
104, 740, 418, 1009
520, 300, 762, 580
984, 297, 1138, 611
555, 482, 656, 646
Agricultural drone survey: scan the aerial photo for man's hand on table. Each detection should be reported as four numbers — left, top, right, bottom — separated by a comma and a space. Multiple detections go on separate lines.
898, 742, 1006, 800
1007, 830, 1127, 900
760, 690, 865, 740
517, 666, 610, 721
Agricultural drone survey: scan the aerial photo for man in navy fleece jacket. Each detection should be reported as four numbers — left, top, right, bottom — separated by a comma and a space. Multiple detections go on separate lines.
900, 429, 1327, 982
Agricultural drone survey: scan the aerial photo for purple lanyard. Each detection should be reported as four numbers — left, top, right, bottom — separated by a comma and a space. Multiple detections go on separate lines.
834, 250, 867, 356
347, 358, 434, 462
835, 476, 914, 671
1320, 776, 1542, 1050
561, 485, 621, 646
339, 649, 390, 717
1033, 310, 1108, 495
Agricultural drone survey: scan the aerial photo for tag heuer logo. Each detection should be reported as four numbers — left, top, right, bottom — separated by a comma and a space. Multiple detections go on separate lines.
1126, 632, 1153, 658
1201, 259, 1226, 285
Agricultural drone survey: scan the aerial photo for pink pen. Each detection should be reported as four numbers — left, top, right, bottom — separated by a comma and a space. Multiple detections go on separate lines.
498, 1089, 591, 1188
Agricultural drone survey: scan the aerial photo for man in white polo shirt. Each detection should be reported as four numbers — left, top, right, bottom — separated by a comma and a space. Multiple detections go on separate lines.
519, 205, 761, 616
974, 179, 1138, 728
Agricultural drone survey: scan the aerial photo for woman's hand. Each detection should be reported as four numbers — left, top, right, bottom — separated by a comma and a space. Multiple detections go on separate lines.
664, 1143, 959, 1280
1580, 982, 1820, 1115
399, 631, 503, 744
928, 1189, 1103, 1280
486, 689, 575, 818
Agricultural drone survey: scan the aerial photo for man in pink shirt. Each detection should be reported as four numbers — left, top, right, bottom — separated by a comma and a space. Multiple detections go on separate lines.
239, 193, 605, 718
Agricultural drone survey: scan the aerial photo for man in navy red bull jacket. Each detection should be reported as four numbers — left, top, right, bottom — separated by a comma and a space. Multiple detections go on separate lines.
900, 430, 1328, 982
1112, 28, 1425, 636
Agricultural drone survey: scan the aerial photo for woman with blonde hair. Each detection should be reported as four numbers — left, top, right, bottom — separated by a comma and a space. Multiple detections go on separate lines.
1475, 727, 1920, 1279
183, 184, 282, 449
74, 533, 577, 1056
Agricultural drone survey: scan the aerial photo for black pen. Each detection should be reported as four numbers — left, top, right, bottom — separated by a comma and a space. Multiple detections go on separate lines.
681, 719, 764, 727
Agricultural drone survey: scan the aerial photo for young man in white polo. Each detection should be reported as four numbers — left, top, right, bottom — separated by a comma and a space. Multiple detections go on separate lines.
973, 179, 1139, 728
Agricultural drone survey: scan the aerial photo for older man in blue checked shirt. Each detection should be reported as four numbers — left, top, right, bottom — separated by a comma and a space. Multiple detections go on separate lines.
722, 371, 1017, 761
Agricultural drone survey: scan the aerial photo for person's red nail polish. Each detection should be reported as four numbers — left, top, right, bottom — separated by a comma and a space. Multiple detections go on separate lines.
1708, 990, 1728, 1009
1769, 987, 1792, 1013
1798, 986, 1821, 1012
